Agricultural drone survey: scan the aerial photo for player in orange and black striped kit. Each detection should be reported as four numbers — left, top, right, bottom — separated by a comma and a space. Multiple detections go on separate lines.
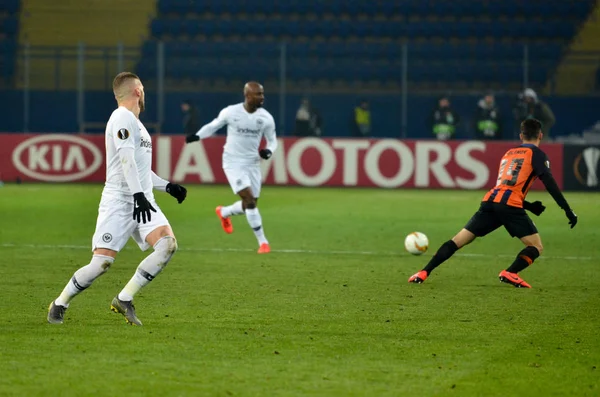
408, 119, 578, 288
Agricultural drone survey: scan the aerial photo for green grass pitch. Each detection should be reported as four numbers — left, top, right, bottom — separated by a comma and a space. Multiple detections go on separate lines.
0, 184, 598, 397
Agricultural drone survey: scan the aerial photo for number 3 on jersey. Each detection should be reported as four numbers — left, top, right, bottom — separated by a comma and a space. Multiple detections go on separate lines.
497, 158, 524, 186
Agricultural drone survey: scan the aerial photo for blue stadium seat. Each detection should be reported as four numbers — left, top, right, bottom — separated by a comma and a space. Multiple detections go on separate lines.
0, 0, 20, 14
573, 1, 595, 18
489, 2, 518, 17
0, 39, 16, 53
143, 0, 593, 86
0, 17, 18, 36
377, 21, 402, 38
158, 0, 188, 15
150, 20, 165, 37
402, 0, 431, 17
329, 20, 352, 38
286, 42, 309, 58
264, 19, 287, 36
353, 1, 378, 17
0, 37, 16, 82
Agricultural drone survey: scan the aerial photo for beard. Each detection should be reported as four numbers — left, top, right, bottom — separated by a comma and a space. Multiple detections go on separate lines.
139, 97, 145, 113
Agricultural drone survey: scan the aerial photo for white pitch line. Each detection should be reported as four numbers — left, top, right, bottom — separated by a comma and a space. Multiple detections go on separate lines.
0, 243, 594, 261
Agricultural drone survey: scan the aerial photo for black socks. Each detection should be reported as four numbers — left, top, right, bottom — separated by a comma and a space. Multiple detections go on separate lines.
423, 240, 459, 275
506, 246, 540, 274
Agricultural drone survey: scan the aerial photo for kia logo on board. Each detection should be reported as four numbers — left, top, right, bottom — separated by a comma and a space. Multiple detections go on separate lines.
11, 134, 103, 182
573, 147, 600, 187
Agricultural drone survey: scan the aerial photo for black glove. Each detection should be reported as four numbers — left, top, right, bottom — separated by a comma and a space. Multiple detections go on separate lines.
259, 149, 272, 160
565, 209, 578, 229
523, 200, 546, 216
185, 134, 200, 143
166, 183, 187, 204
133, 192, 157, 224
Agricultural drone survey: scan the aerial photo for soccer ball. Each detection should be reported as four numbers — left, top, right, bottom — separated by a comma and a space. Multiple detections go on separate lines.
404, 232, 429, 255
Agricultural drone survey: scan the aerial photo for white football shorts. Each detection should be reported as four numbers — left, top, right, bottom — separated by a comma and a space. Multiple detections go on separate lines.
223, 164, 262, 197
91, 197, 170, 252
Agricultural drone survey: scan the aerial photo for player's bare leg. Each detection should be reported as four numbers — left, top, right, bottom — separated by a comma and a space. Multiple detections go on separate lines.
409, 228, 476, 284
499, 233, 543, 288
112, 226, 177, 325
48, 248, 117, 324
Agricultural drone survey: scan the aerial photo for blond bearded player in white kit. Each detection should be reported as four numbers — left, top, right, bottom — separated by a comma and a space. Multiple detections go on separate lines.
185, 82, 277, 253
48, 72, 188, 326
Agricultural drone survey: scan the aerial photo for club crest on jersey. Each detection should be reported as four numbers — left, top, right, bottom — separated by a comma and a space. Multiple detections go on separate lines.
256, 118, 264, 128
117, 129, 129, 140
102, 233, 113, 243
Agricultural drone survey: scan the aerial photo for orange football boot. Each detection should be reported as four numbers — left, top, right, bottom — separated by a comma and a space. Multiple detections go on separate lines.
408, 270, 428, 284
258, 243, 270, 254
498, 270, 531, 288
215, 206, 233, 234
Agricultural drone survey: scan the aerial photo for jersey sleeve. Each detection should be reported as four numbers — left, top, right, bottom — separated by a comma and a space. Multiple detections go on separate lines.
110, 110, 143, 194
197, 106, 229, 139
531, 148, 550, 177
151, 171, 169, 192
111, 111, 139, 151
539, 172, 570, 210
263, 115, 278, 153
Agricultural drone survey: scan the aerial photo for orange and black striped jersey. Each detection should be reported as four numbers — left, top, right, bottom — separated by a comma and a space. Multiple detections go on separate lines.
482, 144, 550, 208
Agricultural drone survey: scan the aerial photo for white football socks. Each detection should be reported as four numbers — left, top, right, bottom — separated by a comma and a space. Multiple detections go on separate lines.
55, 255, 114, 307
245, 208, 268, 245
221, 200, 244, 218
118, 236, 177, 302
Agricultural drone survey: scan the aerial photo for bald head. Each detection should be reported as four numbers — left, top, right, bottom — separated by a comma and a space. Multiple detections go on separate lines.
243, 81, 265, 111
244, 81, 263, 94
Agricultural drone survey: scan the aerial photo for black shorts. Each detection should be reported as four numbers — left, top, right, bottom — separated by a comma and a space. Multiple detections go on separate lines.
464, 202, 538, 238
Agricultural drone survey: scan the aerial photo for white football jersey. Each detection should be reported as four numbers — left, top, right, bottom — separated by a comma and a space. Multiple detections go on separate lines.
102, 106, 154, 201
197, 103, 277, 165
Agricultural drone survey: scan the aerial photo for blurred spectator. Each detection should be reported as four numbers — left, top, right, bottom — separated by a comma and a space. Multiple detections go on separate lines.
513, 88, 555, 137
294, 99, 322, 136
430, 96, 459, 140
352, 99, 371, 137
474, 93, 502, 140
181, 99, 200, 135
